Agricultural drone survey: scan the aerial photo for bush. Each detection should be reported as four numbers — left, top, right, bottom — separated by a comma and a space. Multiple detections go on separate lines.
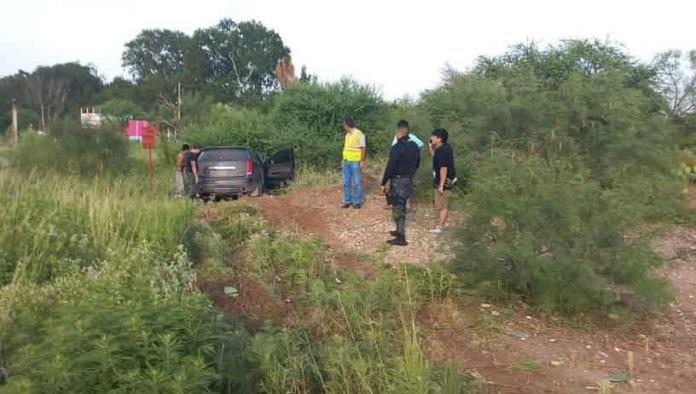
0, 169, 191, 285
11, 119, 132, 175
269, 80, 391, 164
453, 152, 670, 314
185, 105, 272, 149
183, 81, 393, 166
0, 170, 255, 393
3, 244, 256, 394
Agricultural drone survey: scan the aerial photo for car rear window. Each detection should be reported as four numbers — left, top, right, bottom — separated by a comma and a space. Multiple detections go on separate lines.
198, 149, 249, 161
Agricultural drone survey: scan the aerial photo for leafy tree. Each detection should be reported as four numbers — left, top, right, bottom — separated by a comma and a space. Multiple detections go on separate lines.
424, 40, 684, 314
122, 29, 192, 83
9, 63, 103, 130
652, 49, 696, 118
476, 40, 631, 80
97, 76, 140, 103
99, 98, 147, 120
269, 79, 390, 162
192, 19, 290, 102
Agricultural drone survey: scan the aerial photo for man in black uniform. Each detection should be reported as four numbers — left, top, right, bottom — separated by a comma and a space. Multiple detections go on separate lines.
381, 120, 421, 246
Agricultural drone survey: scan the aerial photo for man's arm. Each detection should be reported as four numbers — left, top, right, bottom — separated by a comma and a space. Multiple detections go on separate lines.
176, 153, 184, 170
438, 166, 448, 193
359, 132, 367, 169
192, 160, 199, 183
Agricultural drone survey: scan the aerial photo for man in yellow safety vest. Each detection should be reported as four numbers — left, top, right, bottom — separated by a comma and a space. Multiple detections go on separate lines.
341, 117, 366, 209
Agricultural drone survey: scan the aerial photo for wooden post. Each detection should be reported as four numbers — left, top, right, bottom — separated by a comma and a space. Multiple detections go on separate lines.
148, 148, 154, 192
10, 99, 18, 145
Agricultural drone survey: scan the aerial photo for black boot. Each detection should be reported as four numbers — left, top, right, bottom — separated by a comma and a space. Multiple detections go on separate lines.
389, 230, 401, 237
387, 237, 408, 246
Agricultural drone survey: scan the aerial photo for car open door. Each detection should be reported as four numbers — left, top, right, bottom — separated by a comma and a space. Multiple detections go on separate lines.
265, 148, 295, 188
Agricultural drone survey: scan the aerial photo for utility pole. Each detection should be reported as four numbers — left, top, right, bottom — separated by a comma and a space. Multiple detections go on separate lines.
177, 82, 181, 138
10, 99, 18, 146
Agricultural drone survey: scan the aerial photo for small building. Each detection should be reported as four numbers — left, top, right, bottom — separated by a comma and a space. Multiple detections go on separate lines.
80, 107, 104, 128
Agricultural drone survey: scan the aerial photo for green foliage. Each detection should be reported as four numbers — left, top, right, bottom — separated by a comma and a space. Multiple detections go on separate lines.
4, 255, 221, 394
420, 41, 686, 314
270, 80, 391, 160
453, 152, 670, 313
0, 168, 262, 394
193, 19, 290, 102
10, 120, 132, 175
185, 105, 271, 149
122, 19, 290, 104
0, 169, 191, 285
122, 29, 191, 83
184, 80, 392, 165
0, 63, 103, 131
99, 98, 147, 120
199, 205, 479, 393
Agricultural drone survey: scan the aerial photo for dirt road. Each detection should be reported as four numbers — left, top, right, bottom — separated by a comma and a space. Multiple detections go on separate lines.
252, 175, 454, 269
244, 183, 696, 393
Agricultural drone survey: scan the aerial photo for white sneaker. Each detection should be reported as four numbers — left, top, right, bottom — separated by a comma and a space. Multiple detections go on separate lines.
429, 227, 443, 234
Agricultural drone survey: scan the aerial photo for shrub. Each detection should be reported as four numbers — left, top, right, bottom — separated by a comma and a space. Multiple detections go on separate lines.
11, 119, 132, 175
270, 80, 391, 164
3, 243, 256, 394
185, 105, 272, 150
0, 169, 191, 285
453, 152, 670, 314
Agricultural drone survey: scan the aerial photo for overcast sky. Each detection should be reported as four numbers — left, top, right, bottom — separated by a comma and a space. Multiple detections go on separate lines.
1, 0, 694, 99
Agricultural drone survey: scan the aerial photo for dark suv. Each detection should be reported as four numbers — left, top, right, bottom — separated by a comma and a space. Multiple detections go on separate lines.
196, 146, 295, 199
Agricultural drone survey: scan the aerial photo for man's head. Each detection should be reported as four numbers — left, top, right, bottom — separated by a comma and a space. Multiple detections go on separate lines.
429, 128, 448, 147
395, 119, 409, 139
192, 144, 202, 152
342, 116, 356, 133
182, 144, 190, 151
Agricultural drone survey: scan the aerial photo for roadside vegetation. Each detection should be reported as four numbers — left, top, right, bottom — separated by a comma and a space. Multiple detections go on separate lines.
1, 19, 696, 393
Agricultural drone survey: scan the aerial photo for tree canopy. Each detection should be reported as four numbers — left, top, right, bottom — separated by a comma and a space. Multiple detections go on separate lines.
121, 18, 289, 104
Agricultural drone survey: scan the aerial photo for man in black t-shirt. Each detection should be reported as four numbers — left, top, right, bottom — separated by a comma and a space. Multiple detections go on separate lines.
429, 129, 456, 234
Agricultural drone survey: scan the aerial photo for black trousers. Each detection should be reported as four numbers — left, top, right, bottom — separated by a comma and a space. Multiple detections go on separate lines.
388, 176, 414, 238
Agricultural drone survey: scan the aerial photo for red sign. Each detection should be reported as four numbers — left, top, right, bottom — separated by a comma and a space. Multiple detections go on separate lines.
142, 125, 157, 149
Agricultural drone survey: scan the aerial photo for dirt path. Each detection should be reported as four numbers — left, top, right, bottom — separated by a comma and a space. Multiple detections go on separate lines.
251, 175, 454, 271
243, 183, 696, 393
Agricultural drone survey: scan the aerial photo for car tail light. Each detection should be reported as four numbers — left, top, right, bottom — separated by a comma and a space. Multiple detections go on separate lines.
246, 159, 253, 176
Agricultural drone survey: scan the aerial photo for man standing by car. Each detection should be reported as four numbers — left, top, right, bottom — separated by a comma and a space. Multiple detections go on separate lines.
381, 120, 420, 246
429, 129, 456, 234
185, 144, 202, 200
341, 117, 366, 209
175, 144, 190, 195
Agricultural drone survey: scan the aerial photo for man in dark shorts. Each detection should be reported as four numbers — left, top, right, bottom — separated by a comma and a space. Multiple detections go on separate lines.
184, 144, 202, 200
429, 128, 456, 234
381, 120, 421, 246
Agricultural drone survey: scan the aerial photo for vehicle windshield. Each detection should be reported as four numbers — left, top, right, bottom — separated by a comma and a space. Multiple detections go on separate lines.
198, 149, 248, 161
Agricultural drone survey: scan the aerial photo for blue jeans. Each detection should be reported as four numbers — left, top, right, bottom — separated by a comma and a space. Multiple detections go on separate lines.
342, 160, 363, 204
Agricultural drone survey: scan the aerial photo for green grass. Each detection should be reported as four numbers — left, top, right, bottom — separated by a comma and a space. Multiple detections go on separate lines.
200, 202, 483, 393
0, 163, 485, 393
0, 168, 191, 286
